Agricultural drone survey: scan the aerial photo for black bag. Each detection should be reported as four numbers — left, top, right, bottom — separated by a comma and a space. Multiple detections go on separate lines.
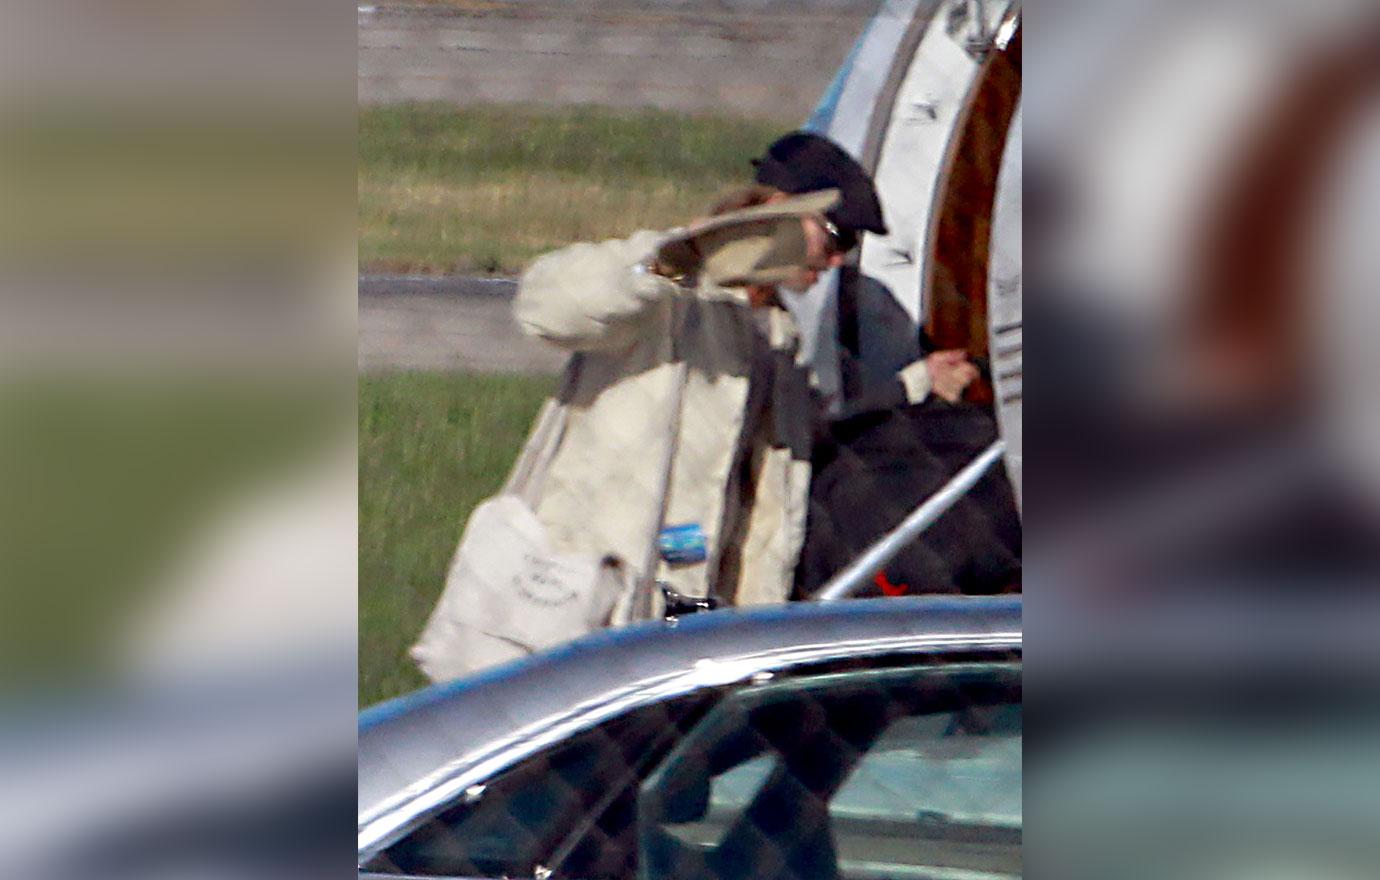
794, 400, 1021, 599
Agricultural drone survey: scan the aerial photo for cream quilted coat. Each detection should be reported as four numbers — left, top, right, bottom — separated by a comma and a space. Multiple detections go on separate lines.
513, 230, 817, 621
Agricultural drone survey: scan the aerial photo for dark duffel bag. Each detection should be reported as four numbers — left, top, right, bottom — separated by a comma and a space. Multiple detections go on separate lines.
794, 400, 1021, 599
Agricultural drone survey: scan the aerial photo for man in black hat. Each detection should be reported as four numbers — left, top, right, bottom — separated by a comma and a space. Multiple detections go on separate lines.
655, 130, 892, 306
743, 131, 979, 404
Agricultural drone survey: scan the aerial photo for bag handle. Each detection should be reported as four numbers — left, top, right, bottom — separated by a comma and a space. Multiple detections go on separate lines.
504, 353, 584, 502
631, 299, 691, 619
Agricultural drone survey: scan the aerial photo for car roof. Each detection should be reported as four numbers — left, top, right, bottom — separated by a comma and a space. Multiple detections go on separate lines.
359, 596, 1020, 856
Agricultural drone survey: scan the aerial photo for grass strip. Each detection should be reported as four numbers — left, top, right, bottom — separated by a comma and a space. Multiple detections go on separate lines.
359, 370, 556, 706
359, 103, 784, 275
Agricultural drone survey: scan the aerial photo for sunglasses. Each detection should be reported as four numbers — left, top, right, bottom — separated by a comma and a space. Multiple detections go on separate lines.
818, 217, 859, 256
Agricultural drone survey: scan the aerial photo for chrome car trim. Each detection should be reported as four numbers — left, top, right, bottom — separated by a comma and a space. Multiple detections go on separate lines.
358, 628, 1020, 861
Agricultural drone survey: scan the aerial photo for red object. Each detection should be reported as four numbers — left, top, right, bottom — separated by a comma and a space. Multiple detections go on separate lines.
875, 571, 909, 597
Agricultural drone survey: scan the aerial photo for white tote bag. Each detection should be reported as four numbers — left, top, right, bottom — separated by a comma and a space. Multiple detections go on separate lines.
412, 353, 687, 681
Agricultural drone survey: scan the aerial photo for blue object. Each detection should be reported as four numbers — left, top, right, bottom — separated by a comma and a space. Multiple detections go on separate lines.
658, 523, 707, 565
805, 20, 869, 134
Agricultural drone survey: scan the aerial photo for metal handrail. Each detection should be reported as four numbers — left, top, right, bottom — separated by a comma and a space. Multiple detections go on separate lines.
816, 439, 1007, 601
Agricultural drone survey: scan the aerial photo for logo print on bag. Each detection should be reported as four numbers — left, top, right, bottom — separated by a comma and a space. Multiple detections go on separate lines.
512, 552, 581, 607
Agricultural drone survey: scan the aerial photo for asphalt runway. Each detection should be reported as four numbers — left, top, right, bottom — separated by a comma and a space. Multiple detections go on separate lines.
358, 275, 566, 375
359, 1, 880, 120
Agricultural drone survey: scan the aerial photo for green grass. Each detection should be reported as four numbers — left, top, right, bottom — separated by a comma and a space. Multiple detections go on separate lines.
359, 371, 557, 707
359, 103, 784, 275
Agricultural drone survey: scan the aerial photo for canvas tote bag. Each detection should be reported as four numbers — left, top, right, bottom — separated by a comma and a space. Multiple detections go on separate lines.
412, 344, 689, 681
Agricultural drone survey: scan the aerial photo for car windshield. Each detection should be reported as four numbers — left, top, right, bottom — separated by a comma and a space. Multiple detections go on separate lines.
363, 691, 717, 878
640, 662, 1022, 880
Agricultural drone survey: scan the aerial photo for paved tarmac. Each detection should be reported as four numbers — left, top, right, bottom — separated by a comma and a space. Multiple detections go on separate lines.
358, 275, 566, 375
359, 1, 880, 120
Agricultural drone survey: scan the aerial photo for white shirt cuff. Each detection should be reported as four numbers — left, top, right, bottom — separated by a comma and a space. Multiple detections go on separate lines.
898, 359, 932, 404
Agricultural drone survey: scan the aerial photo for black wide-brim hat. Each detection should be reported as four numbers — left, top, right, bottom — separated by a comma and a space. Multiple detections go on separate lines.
752, 131, 888, 237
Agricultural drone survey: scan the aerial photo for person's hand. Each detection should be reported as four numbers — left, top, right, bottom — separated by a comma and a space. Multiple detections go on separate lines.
650, 234, 703, 282
926, 349, 979, 403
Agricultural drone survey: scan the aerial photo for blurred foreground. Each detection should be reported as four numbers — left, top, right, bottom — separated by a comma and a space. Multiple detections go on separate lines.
1028, 1, 1380, 876
1, 0, 358, 875
1028, 0, 1380, 594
